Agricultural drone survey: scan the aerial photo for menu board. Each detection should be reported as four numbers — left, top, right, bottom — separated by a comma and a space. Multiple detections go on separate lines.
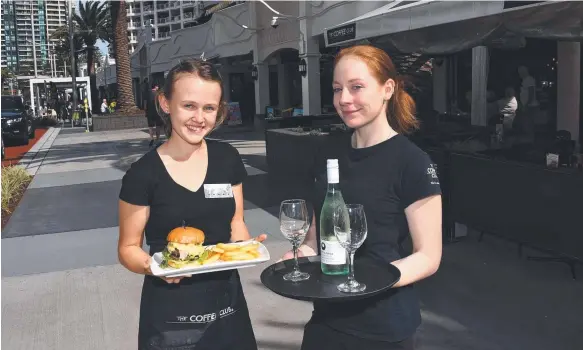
225, 102, 243, 125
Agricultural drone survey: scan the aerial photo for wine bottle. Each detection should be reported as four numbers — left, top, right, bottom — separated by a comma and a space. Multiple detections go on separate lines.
319, 159, 348, 275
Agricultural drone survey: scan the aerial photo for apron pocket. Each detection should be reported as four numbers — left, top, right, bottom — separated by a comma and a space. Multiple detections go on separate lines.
140, 274, 242, 350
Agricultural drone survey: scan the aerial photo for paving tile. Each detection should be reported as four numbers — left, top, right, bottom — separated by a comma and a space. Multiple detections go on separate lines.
29, 167, 127, 188
2, 180, 121, 238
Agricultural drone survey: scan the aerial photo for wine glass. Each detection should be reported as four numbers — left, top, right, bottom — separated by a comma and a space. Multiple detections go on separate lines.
333, 204, 368, 293
279, 199, 310, 282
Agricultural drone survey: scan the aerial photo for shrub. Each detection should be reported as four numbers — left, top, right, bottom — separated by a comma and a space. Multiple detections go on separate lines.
1, 166, 31, 214
37, 117, 58, 127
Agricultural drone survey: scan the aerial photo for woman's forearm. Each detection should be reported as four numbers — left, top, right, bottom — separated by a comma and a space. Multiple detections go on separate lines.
391, 251, 439, 288
230, 220, 252, 242
119, 245, 153, 275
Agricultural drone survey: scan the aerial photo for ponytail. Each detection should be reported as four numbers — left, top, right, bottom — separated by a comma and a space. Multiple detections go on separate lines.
334, 45, 421, 135
388, 79, 419, 135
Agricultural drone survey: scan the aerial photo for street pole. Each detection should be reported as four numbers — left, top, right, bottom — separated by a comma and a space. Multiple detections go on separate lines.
52, 43, 57, 77
69, 0, 77, 128
30, 2, 38, 78
31, 1, 41, 117
104, 53, 108, 100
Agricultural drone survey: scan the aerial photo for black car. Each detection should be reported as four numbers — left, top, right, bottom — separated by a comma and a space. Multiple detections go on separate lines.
1, 95, 35, 145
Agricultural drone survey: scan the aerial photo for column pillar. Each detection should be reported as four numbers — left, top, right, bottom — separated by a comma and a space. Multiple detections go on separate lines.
300, 38, 321, 116
432, 57, 448, 114
299, 2, 321, 116
277, 58, 290, 109
249, 0, 270, 129
29, 80, 35, 117
254, 62, 270, 123
557, 41, 581, 146
471, 46, 489, 126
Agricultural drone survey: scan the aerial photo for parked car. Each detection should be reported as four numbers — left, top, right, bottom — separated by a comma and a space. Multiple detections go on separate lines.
1, 95, 35, 145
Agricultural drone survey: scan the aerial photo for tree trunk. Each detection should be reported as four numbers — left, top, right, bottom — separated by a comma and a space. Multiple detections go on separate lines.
86, 46, 101, 113
110, 0, 139, 115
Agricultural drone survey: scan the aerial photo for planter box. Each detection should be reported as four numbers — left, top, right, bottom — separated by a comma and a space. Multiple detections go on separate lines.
92, 114, 148, 131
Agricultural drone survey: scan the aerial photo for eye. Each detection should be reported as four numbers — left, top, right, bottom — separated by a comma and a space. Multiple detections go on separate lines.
351, 85, 363, 91
184, 103, 194, 109
204, 106, 216, 111
332, 87, 342, 93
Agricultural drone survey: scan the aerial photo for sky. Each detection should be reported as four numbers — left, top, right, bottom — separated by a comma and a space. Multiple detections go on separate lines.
96, 40, 108, 55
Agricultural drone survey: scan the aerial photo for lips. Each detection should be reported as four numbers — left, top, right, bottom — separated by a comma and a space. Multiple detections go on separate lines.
185, 124, 204, 133
341, 109, 360, 116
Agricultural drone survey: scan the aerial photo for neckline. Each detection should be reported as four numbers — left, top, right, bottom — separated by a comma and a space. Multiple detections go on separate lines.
350, 133, 403, 154
155, 140, 210, 193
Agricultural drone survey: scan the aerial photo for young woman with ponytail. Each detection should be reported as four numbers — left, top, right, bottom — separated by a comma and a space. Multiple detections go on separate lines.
283, 45, 443, 349
118, 59, 263, 349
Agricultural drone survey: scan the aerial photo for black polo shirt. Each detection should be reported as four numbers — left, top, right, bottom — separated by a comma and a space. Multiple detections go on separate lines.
309, 134, 441, 342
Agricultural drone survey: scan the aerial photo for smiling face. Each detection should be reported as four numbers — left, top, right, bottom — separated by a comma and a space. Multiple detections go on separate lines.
332, 55, 395, 129
159, 73, 222, 145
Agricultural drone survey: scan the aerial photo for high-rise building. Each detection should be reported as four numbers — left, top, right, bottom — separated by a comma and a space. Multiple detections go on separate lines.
125, 0, 221, 54
1, 0, 70, 77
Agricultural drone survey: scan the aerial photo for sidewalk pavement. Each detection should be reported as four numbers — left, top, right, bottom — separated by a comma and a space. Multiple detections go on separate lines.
2, 127, 582, 350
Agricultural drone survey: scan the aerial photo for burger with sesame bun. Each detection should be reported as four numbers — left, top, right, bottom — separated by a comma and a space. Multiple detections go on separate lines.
160, 226, 210, 268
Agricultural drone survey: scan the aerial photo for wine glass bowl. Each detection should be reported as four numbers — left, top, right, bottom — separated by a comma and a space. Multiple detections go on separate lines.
279, 199, 311, 282
333, 204, 368, 293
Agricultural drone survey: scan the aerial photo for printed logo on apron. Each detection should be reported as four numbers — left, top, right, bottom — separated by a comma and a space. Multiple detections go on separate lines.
169, 306, 237, 324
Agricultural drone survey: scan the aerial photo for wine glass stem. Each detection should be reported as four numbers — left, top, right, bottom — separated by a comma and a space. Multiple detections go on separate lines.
292, 243, 300, 273
348, 250, 355, 283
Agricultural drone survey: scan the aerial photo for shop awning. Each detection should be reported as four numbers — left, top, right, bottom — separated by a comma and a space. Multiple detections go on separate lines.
324, 1, 583, 53
324, 1, 504, 47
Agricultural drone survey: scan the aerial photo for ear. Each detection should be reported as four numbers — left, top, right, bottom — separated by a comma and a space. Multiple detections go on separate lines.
384, 78, 396, 101
158, 93, 170, 114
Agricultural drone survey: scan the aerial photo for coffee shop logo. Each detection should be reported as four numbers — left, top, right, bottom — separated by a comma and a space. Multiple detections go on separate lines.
321, 242, 326, 251
427, 164, 440, 185
427, 165, 438, 179
327, 23, 357, 45
173, 307, 237, 324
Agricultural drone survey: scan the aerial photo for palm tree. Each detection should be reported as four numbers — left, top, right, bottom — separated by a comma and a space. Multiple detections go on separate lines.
1, 67, 16, 94
109, 0, 139, 114
51, 30, 84, 77
74, 0, 110, 111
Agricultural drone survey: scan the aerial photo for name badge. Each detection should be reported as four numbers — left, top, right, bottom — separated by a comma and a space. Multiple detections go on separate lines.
204, 184, 233, 198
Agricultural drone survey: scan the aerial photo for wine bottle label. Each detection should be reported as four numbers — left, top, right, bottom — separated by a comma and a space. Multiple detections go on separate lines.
320, 240, 346, 265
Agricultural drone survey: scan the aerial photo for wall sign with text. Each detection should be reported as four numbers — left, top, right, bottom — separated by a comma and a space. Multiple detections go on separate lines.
326, 23, 357, 45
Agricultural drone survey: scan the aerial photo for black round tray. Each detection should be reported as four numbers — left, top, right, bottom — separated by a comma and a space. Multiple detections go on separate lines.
260, 256, 400, 302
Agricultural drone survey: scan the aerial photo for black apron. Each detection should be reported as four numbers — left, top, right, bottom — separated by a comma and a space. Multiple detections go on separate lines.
138, 245, 257, 350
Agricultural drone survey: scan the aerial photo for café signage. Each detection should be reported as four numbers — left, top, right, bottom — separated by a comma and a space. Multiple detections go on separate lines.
326, 23, 357, 45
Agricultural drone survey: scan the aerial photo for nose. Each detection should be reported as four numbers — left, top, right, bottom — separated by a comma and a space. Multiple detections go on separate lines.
338, 87, 352, 106
191, 108, 204, 122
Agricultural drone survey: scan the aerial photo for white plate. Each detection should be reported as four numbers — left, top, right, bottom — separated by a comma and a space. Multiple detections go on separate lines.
150, 242, 271, 278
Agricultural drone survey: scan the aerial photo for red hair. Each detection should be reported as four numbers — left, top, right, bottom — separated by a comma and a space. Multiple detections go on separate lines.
334, 45, 419, 134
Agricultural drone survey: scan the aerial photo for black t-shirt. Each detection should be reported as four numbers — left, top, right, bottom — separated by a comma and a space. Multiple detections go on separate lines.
145, 90, 159, 118
310, 134, 441, 342
119, 139, 247, 252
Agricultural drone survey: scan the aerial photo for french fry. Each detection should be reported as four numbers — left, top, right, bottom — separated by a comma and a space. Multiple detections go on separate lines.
239, 244, 260, 252
216, 243, 239, 251
211, 247, 225, 254
202, 254, 221, 265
